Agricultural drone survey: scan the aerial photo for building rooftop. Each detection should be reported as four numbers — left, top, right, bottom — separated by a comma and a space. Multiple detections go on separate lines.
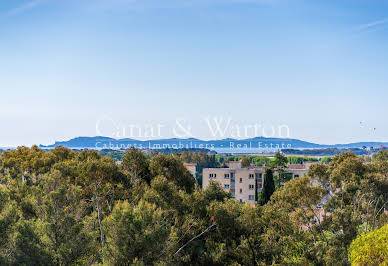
287, 164, 306, 169
183, 163, 197, 167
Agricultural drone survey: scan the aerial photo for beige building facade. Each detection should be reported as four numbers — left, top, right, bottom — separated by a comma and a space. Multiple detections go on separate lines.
202, 161, 313, 205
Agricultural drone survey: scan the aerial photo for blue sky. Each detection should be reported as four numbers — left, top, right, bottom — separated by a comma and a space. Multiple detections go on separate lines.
0, 0, 387, 147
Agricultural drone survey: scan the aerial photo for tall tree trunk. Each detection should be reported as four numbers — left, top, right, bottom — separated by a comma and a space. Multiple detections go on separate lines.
365, 199, 374, 233
94, 183, 104, 249
371, 197, 381, 232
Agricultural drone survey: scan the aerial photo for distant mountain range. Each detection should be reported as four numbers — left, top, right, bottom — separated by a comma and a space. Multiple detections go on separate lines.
39, 136, 388, 151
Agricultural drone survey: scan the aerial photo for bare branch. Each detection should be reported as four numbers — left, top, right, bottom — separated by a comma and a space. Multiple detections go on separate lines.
174, 223, 217, 257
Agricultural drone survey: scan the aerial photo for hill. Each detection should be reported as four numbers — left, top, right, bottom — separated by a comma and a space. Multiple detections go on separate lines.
39, 136, 388, 150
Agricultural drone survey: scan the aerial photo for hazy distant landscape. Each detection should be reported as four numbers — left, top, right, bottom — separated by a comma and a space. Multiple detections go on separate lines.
39, 136, 388, 151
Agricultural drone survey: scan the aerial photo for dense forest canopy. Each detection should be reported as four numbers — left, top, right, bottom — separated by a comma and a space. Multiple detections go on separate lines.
98, 149, 321, 168
0, 146, 387, 265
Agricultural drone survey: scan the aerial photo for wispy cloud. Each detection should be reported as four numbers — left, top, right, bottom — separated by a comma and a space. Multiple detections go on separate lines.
357, 17, 388, 31
91, 0, 277, 12
8, 0, 43, 16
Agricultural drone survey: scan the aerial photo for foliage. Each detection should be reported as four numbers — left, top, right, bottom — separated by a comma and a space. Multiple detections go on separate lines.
287, 156, 318, 164
122, 147, 152, 185
349, 224, 388, 265
282, 148, 372, 156
0, 147, 387, 265
241, 157, 250, 168
103, 200, 171, 265
150, 154, 196, 193
259, 168, 275, 206
180, 151, 219, 186
272, 152, 288, 168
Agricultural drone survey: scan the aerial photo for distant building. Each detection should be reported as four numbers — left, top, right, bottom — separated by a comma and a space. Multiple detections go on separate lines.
184, 163, 197, 177
202, 161, 314, 205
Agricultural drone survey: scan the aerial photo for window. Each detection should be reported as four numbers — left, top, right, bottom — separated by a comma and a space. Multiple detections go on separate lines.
249, 174, 254, 179
224, 173, 230, 179
258, 184, 262, 188
239, 178, 243, 183
240, 188, 242, 193
224, 184, 230, 189
248, 195, 254, 200
258, 178, 262, 183
240, 199, 243, 203
294, 174, 299, 178
249, 184, 254, 190
209, 173, 218, 179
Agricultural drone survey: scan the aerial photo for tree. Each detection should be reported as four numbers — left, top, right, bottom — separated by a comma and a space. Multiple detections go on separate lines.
349, 224, 388, 265
305, 151, 388, 265
73, 151, 126, 252
321, 156, 332, 164
259, 204, 312, 265
259, 168, 275, 206
272, 152, 288, 169
7, 220, 54, 265
0, 186, 18, 263
269, 176, 327, 248
122, 147, 151, 185
144, 175, 189, 215
272, 152, 289, 186
150, 154, 195, 193
372, 150, 388, 162
103, 200, 171, 265
241, 157, 250, 168
251, 156, 272, 167
34, 171, 96, 265
205, 199, 263, 265
1, 146, 387, 265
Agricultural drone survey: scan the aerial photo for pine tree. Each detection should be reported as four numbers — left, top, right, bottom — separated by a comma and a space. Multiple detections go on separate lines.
259, 168, 275, 206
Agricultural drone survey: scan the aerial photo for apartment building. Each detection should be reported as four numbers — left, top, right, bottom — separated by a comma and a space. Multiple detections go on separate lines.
202, 161, 313, 205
